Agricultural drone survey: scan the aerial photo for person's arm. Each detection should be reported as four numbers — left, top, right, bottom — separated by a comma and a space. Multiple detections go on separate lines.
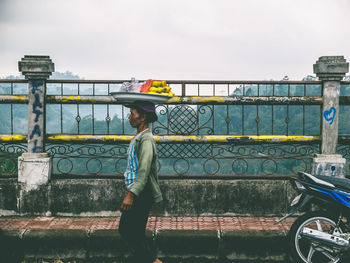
121, 191, 135, 211
129, 139, 153, 197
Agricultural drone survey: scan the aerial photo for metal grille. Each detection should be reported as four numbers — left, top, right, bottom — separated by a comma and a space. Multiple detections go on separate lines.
44, 142, 320, 176
0, 143, 27, 176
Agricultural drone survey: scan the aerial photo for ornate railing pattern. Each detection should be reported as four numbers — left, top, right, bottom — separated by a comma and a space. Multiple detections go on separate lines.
1, 79, 350, 176
43, 142, 321, 176
0, 142, 27, 176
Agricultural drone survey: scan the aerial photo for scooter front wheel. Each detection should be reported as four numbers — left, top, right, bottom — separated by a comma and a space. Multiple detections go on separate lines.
288, 211, 345, 263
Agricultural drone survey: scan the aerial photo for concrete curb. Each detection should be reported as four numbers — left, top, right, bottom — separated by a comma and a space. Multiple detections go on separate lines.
0, 228, 289, 262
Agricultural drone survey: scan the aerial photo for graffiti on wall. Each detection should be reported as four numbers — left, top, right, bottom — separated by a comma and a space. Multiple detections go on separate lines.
323, 107, 336, 125
29, 80, 44, 153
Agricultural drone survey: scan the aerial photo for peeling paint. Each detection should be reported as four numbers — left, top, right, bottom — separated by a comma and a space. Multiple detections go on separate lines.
1, 95, 324, 105
0, 134, 323, 143
168, 96, 322, 105
0, 95, 28, 103
0, 134, 27, 142
46, 95, 115, 104
46, 134, 134, 142
225, 135, 320, 143
42, 134, 320, 143
157, 135, 320, 143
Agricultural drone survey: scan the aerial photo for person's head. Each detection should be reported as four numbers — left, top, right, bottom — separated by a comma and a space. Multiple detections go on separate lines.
127, 101, 158, 128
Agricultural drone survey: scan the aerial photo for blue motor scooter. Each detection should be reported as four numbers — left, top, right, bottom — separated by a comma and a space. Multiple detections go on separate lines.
276, 172, 350, 262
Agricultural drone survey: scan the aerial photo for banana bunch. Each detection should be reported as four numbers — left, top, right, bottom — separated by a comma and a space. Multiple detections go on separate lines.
148, 80, 174, 97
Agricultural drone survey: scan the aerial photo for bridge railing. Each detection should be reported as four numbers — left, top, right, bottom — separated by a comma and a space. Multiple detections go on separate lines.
1, 79, 350, 177
0, 56, 350, 178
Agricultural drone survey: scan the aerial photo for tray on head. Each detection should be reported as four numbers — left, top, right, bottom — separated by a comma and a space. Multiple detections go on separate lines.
110, 92, 171, 103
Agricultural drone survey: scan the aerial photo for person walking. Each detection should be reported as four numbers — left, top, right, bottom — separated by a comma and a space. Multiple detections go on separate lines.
118, 101, 163, 263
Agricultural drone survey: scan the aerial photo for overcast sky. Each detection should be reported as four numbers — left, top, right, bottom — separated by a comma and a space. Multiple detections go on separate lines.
1, 0, 350, 80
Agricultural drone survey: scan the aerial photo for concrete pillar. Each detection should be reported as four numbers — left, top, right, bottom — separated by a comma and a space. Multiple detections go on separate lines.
312, 56, 349, 177
18, 55, 54, 189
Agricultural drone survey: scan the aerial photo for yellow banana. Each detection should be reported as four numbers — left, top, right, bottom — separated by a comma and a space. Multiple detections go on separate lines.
146, 80, 174, 96
149, 87, 162, 93
152, 81, 166, 87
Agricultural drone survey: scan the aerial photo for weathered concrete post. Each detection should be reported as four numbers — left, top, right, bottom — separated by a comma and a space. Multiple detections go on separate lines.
312, 56, 349, 177
18, 55, 54, 189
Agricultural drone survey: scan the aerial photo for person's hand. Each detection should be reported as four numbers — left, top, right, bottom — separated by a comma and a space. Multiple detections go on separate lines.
121, 191, 134, 211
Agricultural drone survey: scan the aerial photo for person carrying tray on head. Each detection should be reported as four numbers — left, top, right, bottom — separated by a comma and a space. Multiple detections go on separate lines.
118, 100, 163, 263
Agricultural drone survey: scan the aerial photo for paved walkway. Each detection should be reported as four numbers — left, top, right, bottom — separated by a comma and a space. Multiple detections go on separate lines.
0, 216, 295, 232
0, 216, 297, 262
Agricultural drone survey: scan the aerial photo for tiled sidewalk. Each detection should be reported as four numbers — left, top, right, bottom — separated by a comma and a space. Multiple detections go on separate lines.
0, 216, 295, 232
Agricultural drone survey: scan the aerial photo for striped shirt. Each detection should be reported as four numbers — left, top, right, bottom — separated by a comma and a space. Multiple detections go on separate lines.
124, 129, 147, 190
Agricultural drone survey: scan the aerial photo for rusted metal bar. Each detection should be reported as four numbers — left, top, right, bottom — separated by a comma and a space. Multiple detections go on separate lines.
44, 134, 321, 144
0, 95, 28, 103
1, 95, 324, 105
158, 135, 321, 144
0, 134, 323, 143
46, 95, 323, 105
46, 134, 134, 143
46, 95, 115, 104
45, 79, 322, 85
0, 134, 27, 142
167, 96, 323, 105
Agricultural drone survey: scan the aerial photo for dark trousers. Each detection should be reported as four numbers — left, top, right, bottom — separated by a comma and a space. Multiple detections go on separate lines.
118, 187, 156, 263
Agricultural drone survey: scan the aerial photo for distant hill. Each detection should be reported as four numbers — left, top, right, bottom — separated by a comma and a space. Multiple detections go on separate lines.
50, 71, 82, 80
2, 71, 83, 80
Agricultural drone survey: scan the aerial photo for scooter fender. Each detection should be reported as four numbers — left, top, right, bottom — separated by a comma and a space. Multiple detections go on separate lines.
275, 194, 312, 224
